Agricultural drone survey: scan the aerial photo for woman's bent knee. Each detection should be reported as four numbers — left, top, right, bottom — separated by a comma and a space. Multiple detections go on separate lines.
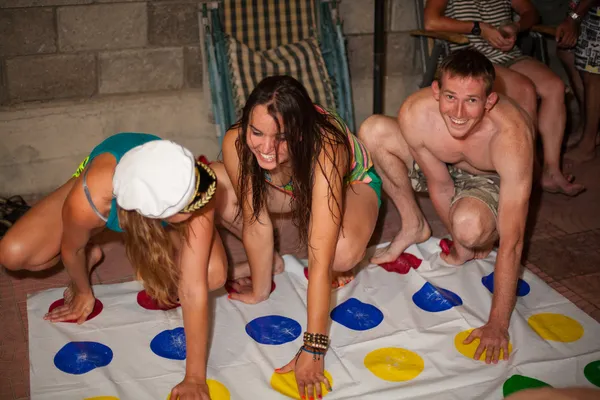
0, 238, 28, 271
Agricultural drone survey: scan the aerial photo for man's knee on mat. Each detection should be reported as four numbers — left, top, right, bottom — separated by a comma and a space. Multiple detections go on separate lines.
450, 198, 496, 249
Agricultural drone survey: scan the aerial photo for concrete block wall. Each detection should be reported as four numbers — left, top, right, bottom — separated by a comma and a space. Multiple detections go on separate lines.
0, 0, 204, 104
0, 0, 424, 196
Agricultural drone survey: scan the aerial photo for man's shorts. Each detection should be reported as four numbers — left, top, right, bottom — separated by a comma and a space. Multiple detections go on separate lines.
408, 161, 500, 218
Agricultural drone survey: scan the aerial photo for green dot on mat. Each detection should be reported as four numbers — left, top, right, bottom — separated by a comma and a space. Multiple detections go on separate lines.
584, 360, 600, 387
503, 374, 551, 397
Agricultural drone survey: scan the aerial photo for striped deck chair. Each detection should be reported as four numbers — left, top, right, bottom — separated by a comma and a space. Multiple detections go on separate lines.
201, 0, 355, 144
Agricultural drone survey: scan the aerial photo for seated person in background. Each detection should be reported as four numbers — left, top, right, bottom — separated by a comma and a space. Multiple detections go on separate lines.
0, 134, 229, 400
556, 0, 600, 162
425, 0, 584, 195
359, 49, 534, 364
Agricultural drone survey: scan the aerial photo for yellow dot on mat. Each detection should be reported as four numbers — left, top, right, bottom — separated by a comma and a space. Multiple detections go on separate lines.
85, 397, 119, 400
528, 313, 584, 343
166, 379, 230, 400
364, 347, 424, 382
270, 370, 333, 399
454, 329, 513, 361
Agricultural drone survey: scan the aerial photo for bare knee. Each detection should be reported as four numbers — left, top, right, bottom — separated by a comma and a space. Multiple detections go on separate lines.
207, 258, 227, 291
358, 115, 400, 150
333, 240, 366, 272
538, 74, 566, 102
0, 237, 28, 271
450, 200, 494, 249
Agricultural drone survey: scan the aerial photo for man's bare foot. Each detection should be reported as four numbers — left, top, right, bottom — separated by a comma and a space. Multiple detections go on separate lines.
541, 169, 585, 196
229, 252, 284, 281
63, 245, 103, 302
441, 241, 492, 265
332, 269, 355, 289
371, 222, 431, 265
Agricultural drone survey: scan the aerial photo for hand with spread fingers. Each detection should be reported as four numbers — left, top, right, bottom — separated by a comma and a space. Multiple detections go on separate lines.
44, 285, 95, 324
464, 322, 510, 364
276, 347, 332, 400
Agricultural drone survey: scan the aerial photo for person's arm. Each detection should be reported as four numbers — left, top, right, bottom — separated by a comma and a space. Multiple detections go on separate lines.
305, 144, 347, 336
45, 181, 101, 324
556, 0, 600, 47
487, 131, 533, 329
510, 0, 539, 32
222, 128, 274, 302
170, 209, 214, 399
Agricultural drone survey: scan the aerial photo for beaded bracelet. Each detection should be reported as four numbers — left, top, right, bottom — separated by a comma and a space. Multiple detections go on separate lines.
303, 332, 330, 350
300, 345, 326, 361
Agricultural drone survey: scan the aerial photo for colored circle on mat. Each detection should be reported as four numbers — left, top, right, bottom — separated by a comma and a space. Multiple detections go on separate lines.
364, 347, 424, 382
167, 379, 230, 400
85, 397, 119, 400
151, 327, 186, 360
245, 315, 301, 345
503, 374, 551, 397
482, 272, 530, 297
48, 298, 104, 323
454, 329, 513, 361
412, 282, 463, 312
54, 341, 113, 375
584, 360, 600, 387
330, 298, 383, 331
528, 313, 584, 342
137, 290, 180, 310
270, 370, 333, 399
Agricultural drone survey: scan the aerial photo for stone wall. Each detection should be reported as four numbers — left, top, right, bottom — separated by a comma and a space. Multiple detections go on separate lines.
0, 0, 204, 104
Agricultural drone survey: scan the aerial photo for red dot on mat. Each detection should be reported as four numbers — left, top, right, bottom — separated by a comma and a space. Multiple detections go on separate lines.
440, 238, 454, 255
47, 298, 104, 323
379, 252, 423, 275
225, 278, 276, 295
136, 290, 180, 310
304, 267, 309, 280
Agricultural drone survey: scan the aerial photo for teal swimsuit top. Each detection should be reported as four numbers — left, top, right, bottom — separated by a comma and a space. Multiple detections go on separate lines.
80, 132, 161, 232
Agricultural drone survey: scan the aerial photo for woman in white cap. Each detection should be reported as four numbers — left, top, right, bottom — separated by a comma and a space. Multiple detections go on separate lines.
217, 76, 382, 400
0, 132, 225, 399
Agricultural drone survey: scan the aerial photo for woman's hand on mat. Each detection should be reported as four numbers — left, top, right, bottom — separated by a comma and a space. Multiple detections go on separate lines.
276, 349, 332, 400
170, 377, 211, 400
44, 288, 96, 324
464, 323, 510, 364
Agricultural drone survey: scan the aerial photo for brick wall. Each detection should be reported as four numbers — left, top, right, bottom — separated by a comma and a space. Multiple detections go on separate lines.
0, 0, 205, 105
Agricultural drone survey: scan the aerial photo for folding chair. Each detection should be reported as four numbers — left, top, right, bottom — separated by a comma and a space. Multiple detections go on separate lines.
200, 0, 355, 145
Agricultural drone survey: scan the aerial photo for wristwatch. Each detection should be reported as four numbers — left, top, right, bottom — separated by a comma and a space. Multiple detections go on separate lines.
471, 21, 482, 35
568, 11, 580, 21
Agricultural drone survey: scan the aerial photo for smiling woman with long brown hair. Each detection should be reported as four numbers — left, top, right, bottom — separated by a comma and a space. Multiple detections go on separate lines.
0, 133, 227, 400
217, 75, 382, 400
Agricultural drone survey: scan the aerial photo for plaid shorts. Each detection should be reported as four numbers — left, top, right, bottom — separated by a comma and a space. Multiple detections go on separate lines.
409, 161, 500, 218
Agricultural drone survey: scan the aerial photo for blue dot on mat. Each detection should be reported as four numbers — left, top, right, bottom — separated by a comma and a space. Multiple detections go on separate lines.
245, 315, 301, 345
53, 341, 113, 375
412, 282, 463, 312
482, 272, 530, 296
330, 298, 383, 331
151, 327, 187, 360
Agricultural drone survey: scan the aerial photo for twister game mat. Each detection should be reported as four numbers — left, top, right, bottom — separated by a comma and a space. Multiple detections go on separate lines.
27, 237, 600, 399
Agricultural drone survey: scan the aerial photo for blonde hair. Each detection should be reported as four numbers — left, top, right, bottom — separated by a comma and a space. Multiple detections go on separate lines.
118, 208, 188, 307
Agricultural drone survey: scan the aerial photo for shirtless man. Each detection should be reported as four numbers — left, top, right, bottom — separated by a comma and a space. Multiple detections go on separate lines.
358, 48, 534, 364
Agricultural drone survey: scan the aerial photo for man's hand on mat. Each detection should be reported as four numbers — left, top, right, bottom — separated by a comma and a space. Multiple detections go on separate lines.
44, 289, 95, 324
276, 350, 332, 400
170, 377, 211, 399
464, 323, 510, 364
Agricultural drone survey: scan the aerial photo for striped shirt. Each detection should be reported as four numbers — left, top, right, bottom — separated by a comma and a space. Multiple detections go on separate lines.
445, 0, 522, 64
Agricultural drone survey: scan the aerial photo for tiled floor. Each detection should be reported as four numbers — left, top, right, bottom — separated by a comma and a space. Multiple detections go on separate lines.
1, 154, 599, 400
